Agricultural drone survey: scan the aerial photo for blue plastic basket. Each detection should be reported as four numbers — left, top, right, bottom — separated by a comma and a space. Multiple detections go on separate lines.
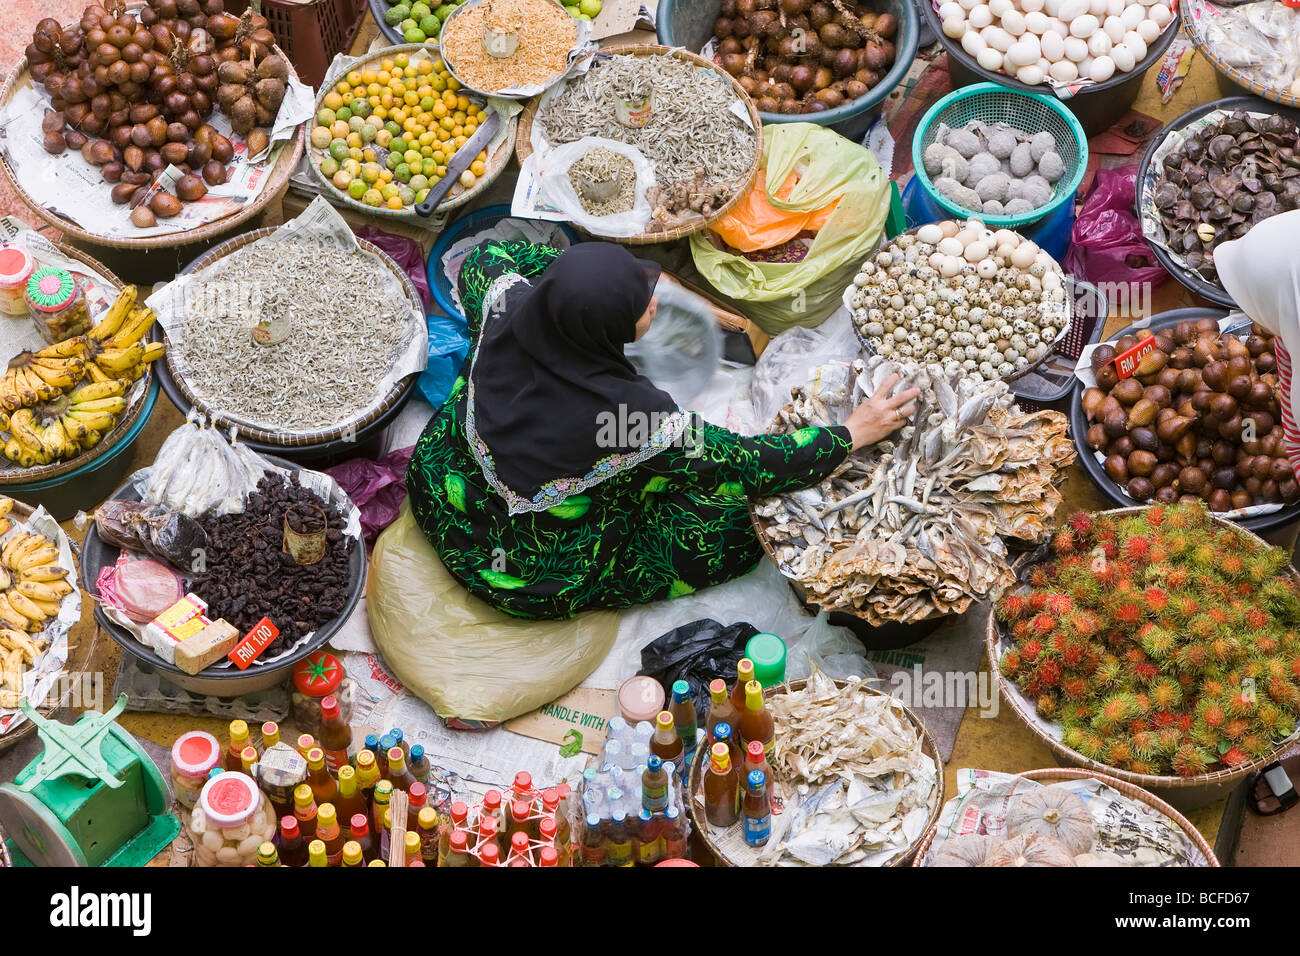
910, 81, 1088, 230
426, 204, 579, 320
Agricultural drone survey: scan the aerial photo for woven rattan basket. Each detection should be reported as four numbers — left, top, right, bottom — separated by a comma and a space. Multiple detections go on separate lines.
0, 495, 100, 755
0, 241, 155, 487
687, 677, 945, 866
514, 44, 762, 245
911, 767, 1220, 866
305, 43, 516, 221
987, 505, 1300, 809
0, 3, 305, 251
1182, 3, 1300, 110
155, 226, 422, 448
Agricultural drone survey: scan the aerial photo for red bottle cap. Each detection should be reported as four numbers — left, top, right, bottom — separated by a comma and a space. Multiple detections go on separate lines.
409, 782, 427, 807
539, 846, 559, 866
538, 817, 557, 842
280, 816, 300, 839
747, 740, 764, 761
350, 814, 370, 836
511, 831, 529, 852
511, 799, 531, 822
483, 789, 502, 810
320, 695, 340, 719
479, 817, 498, 839
450, 829, 469, 852
541, 787, 560, 811
556, 783, 571, 799
480, 843, 500, 865
450, 800, 469, 824
408, 859, 426, 867
512, 770, 532, 794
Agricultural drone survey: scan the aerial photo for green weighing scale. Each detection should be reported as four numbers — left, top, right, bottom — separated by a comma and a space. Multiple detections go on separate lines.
0, 694, 180, 866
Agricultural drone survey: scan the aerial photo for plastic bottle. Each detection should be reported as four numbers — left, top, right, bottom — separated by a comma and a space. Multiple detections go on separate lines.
605, 786, 625, 820
307, 839, 327, 867
417, 806, 439, 865
350, 812, 378, 863
404, 830, 422, 867
336, 765, 365, 824
705, 678, 739, 748
669, 680, 697, 748
409, 744, 431, 783
293, 783, 318, 841
478, 815, 500, 853
742, 769, 771, 847
641, 755, 669, 813
386, 747, 416, 792
305, 747, 338, 807
730, 658, 756, 712
606, 810, 634, 867
743, 740, 774, 805
480, 842, 502, 867
224, 719, 249, 772
368, 859, 387, 867
341, 841, 364, 867
650, 711, 684, 769
260, 721, 280, 752
739, 680, 775, 764
278, 816, 307, 867
318, 695, 351, 772
630, 741, 650, 771
635, 808, 662, 866
443, 828, 472, 867
603, 739, 624, 772
703, 743, 740, 827
316, 803, 345, 866
606, 715, 630, 748
633, 721, 654, 750
580, 813, 606, 867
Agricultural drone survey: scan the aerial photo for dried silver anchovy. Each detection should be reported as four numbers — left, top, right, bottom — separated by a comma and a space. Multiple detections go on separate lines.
568, 147, 635, 217
538, 54, 755, 189
172, 237, 413, 433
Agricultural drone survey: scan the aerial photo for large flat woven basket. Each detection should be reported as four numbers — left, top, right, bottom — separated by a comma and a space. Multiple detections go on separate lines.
1181, 3, 1300, 109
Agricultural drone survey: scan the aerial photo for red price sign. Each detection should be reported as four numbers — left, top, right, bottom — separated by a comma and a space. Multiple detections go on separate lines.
227, 617, 279, 670
1113, 337, 1157, 380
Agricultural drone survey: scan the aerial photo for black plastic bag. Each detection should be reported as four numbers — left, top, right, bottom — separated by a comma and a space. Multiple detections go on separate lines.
639, 618, 758, 729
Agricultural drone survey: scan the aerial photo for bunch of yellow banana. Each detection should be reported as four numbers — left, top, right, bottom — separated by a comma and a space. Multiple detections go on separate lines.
0, 529, 70, 633
0, 495, 12, 538
0, 350, 87, 412
78, 285, 163, 386
2, 380, 128, 467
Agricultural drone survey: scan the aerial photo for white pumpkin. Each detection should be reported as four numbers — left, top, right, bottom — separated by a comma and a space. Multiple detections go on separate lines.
1005, 786, 1095, 854
981, 833, 1079, 867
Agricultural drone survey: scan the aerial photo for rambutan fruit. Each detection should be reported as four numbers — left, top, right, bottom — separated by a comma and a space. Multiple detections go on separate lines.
1219, 553, 1246, 579
1036, 695, 1057, 719
1091, 562, 1120, 589
1051, 632, 1069, 656
1106, 737, 1134, 765
1198, 700, 1226, 728
1147, 546, 1169, 566
1124, 535, 1152, 564
1162, 532, 1191, 557
1068, 512, 1094, 539
999, 649, 1022, 677
1241, 733, 1272, 758
1265, 676, 1300, 710
1169, 594, 1198, 620
1031, 613, 1056, 637
1291, 656, 1300, 681
1051, 528, 1076, 556
1190, 721, 1219, 750
1190, 544, 1216, 567
1164, 567, 1190, 591
1177, 643, 1211, 671
1141, 625, 1175, 660
1223, 717, 1250, 740
1188, 614, 1217, 643
1226, 686, 1258, 716
1132, 692, 1152, 716
1061, 726, 1086, 751
1142, 587, 1169, 613
1255, 634, 1280, 656
1044, 593, 1073, 617
1155, 727, 1182, 754
1020, 639, 1043, 663
1149, 677, 1182, 711
1035, 659, 1064, 689
1130, 660, 1160, 684
1234, 582, 1256, 599
1256, 702, 1283, 732
1244, 607, 1270, 631
1095, 656, 1121, 686
1128, 718, 1150, 734
1151, 710, 1178, 730
1220, 746, 1249, 769
1172, 744, 1212, 777
1062, 676, 1089, 700
1207, 606, 1230, 625
1129, 760, 1156, 775
1077, 732, 1105, 761
1067, 610, 1101, 640
1011, 620, 1033, 642
1145, 504, 1166, 528
1095, 693, 1138, 730
1114, 601, 1142, 626
1064, 703, 1094, 724
1201, 677, 1226, 699
1130, 730, 1156, 756
996, 593, 1029, 622
1028, 567, 1050, 589
1177, 712, 1194, 732
1210, 636, 1241, 667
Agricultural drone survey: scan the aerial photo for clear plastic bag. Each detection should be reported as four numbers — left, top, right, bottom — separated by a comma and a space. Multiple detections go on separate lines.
516, 136, 657, 238
624, 280, 722, 406
136, 416, 271, 517
1063, 166, 1169, 302
748, 307, 860, 429
784, 611, 876, 683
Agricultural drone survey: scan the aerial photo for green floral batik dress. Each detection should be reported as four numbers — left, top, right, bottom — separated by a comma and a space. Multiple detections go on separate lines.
406, 239, 852, 620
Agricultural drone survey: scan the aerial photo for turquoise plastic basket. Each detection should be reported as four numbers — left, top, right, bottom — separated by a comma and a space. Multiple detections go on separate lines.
910, 81, 1088, 230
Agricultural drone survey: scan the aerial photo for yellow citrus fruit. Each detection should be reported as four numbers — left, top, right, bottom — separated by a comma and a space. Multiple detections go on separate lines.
470, 160, 485, 176
387, 195, 404, 209
363, 147, 378, 163
363, 188, 383, 206
346, 131, 362, 148
348, 146, 363, 161
331, 169, 352, 189
447, 77, 461, 91
381, 58, 395, 71
337, 82, 351, 96
323, 91, 343, 110
395, 52, 409, 67
417, 59, 433, 74
347, 70, 362, 85
380, 168, 393, 182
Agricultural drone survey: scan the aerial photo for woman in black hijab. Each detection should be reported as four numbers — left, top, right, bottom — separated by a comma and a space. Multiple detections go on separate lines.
407, 239, 917, 619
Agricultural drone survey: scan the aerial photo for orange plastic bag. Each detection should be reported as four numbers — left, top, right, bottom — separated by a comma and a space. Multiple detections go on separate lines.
710, 169, 841, 253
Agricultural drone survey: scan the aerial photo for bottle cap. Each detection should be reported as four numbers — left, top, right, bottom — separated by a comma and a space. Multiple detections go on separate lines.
479, 816, 498, 838
747, 740, 765, 761
539, 816, 557, 841
306, 747, 325, 769
200, 772, 261, 828
409, 782, 427, 806
261, 722, 279, 745
350, 813, 370, 836
671, 679, 691, 702
539, 846, 559, 866
208, 767, 223, 780
0, 244, 34, 287
713, 721, 732, 742
296, 734, 315, 755
308, 840, 327, 865
171, 730, 220, 777
745, 633, 787, 687
357, 750, 376, 770
364, 733, 380, 751
389, 728, 405, 743
342, 841, 363, 865
256, 842, 277, 865
709, 678, 727, 703
747, 769, 766, 790
280, 816, 300, 839
378, 734, 396, 753
240, 745, 257, 769
542, 787, 560, 811
513, 770, 532, 794
618, 675, 665, 724
293, 783, 315, 808
511, 799, 531, 822
26, 267, 76, 312
338, 765, 356, 790
229, 719, 249, 744
480, 843, 500, 865
483, 788, 502, 810
656, 711, 674, 733
388, 746, 404, 766
710, 743, 731, 771
511, 831, 529, 852
450, 800, 469, 824
317, 803, 337, 829
370, 859, 389, 867
646, 754, 663, 772
450, 828, 469, 852
745, 680, 764, 710
663, 761, 676, 778
556, 783, 571, 799
405, 831, 421, 854
410, 744, 425, 761
737, 658, 754, 683
586, 813, 601, 827
375, 780, 394, 798
418, 806, 439, 830
320, 695, 340, 719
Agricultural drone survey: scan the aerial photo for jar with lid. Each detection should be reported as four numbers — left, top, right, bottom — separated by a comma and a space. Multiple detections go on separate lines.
189, 771, 277, 867
170, 730, 220, 809
24, 267, 91, 344
0, 244, 35, 317
290, 651, 354, 738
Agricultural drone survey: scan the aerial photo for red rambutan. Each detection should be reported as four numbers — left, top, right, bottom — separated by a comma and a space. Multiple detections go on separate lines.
1245, 608, 1270, 631
1124, 535, 1151, 564
1044, 592, 1073, 617
1020, 639, 1043, 663
1149, 677, 1181, 711
1000, 649, 1022, 677
996, 593, 1029, 622
1220, 746, 1249, 769
1223, 717, 1250, 740
1173, 744, 1212, 777
1031, 614, 1056, 637
1114, 602, 1142, 626
1199, 700, 1226, 728
1143, 587, 1169, 612
1219, 553, 1246, 579
1036, 695, 1057, 719
1051, 528, 1076, 556
1069, 512, 1094, 538
1035, 659, 1063, 688
1062, 676, 1090, 700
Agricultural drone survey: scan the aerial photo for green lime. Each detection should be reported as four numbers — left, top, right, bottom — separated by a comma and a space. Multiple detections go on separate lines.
415, 187, 430, 204
399, 186, 416, 205
395, 162, 412, 183
384, 4, 409, 24
328, 138, 349, 160
564, 4, 579, 15
336, 106, 352, 122
419, 14, 439, 33
348, 115, 365, 133
350, 98, 371, 118
389, 137, 408, 155
348, 178, 367, 199
400, 17, 417, 30
435, 2, 455, 18
316, 107, 336, 126
384, 121, 402, 137
409, 173, 429, 191
359, 124, 376, 143
411, 2, 431, 19
422, 158, 438, 177
386, 151, 402, 171
319, 156, 339, 177
579, 0, 601, 15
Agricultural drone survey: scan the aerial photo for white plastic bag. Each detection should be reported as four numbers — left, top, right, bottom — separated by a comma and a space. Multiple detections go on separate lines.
784, 610, 876, 683
748, 306, 861, 428
625, 279, 722, 406
514, 136, 657, 238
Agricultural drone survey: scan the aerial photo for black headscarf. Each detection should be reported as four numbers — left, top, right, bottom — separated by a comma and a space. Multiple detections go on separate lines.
468, 243, 680, 512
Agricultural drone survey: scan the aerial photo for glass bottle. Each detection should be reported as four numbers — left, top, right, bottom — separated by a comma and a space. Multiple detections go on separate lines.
341, 841, 364, 867
580, 813, 605, 867
443, 828, 472, 867
255, 842, 279, 866
240, 745, 258, 775
318, 695, 351, 773
650, 711, 684, 768
480, 841, 502, 867
305, 748, 338, 807
386, 746, 416, 792
376, 735, 395, 778
742, 769, 771, 847
316, 803, 345, 866
409, 744, 431, 783
706, 678, 739, 748
404, 831, 422, 867
417, 806, 439, 865
743, 740, 774, 805
224, 720, 249, 772
703, 743, 740, 827
507, 798, 532, 841
372, 779, 394, 848
350, 812, 378, 863
635, 808, 662, 866
730, 658, 756, 712
478, 815, 500, 852
641, 755, 669, 813
538, 846, 559, 867
293, 783, 318, 841
440, 800, 468, 864
606, 810, 634, 867
307, 839, 327, 867
360, 733, 380, 765
355, 750, 380, 803
407, 782, 428, 832
279, 815, 307, 868
388, 728, 412, 761
669, 680, 697, 749
296, 734, 316, 759
511, 770, 533, 799
739, 680, 774, 764
482, 788, 506, 835
336, 765, 365, 824
712, 722, 743, 789
260, 721, 280, 752
507, 830, 532, 866
663, 805, 688, 860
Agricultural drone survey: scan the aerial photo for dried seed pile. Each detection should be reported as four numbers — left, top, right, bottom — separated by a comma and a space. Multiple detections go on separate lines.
442, 0, 577, 93
539, 54, 755, 227
173, 237, 411, 433
568, 147, 635, 217
192, 474, 354, 657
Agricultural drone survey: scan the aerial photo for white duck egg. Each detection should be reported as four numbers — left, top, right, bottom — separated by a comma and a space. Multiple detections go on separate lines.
1110, 43, 1135, 71
1058, 0, 1088, 19
959, 0, 981, 10
977, 46, 1006, 70
1088, 30, 1112, 56
1008, 34, 1040, 65
945, 15, 968, 37
1088, 0, 1107, 16
938, 236, 965, 256
1016, 64, 1045, 84
1043, 0, 1063, 16
1149, 3, 1171, 26
983, 25, 1015, 50
1136, 17, 1160, 42
954, 227, 978, 246
940, 255, 966, 277
993, 228, 1018, 245
1043, 270, 1063, 291
1079, 54, 1094, 74
1022, 0, 1045, 10
1064, 35, 1088, 59
1001, 9, 1027, 34
962, 29, 987, 54
989, 0, 1013, 15
1086, 52, 1118, 79
1120, 2, 1144, 28
1010, 242, 1039, 268
1103, 15, 1125, 41
1107, 0, 1125, 14
1047, 15, 1070, 35
964, 241, 990, 262
1124, 30, 1148, 58
1034, 251, 1055, 270
1070, 13, 1099, 36
1048, 58, 1079, 81
939, 220, 961, 238
939, 1, 965, 18
917, 223, 945, 244
995, 241, 1017, 259
1037, 55, 1052, 71
1025, 10, 1050, 33
969, 3, 994, 28
1040, 29, 1065, 58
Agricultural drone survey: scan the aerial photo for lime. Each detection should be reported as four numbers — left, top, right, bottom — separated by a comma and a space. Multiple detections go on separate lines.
419, 14, 439, 33
564, 4, 579, 15
328, 138, 349, 160
579, 0, 601, 15
411, 2, 431, 18
404, 26, 426, 42
409, 173, 429, 191
435, 2, 455, 18
359, 124, 376, 143
363, 188, 384, 206
348, 115, 365, 133
386, 151, 402, 171
319, 156, 339, 177
348, 178, 367, 199
390, 137, 408, 155
400, 18, 417, 31
350, 98, 371, 118
395, 162, 412, 183
577, 12, 591, 19
316, 108, 336, 126
384, 4, 409, 25
309, 126, 332, 149
422, 158, 439, 177
415, 187, 430, 204
381, 183, 400, 200
336, 106, 353, 122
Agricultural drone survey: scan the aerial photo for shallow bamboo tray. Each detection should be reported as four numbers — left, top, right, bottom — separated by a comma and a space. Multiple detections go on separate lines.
305, 43, 516, 221
0, 5, 305, 251
687, 676, 945, 867
0, 241, 154, 486
0, 495, 96, 756
1181, 4, 1300, 110
911, 767, 1220, 866
987, 505, 1300, 809
157, 226, 422, 448
514, 44, 762, 246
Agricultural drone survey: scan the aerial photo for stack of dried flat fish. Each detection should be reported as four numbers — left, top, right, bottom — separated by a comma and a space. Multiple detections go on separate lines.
759, 670, 939, 867
754, 356, 1075, 624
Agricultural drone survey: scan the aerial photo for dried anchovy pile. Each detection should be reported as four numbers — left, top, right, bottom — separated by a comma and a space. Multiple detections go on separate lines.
173, 237, 411, 433
568, 147, 635, 217
539, 54, 754, 226
191, 474, 353, 656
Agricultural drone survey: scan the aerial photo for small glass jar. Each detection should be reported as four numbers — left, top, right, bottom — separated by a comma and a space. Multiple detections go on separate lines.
190, 771, 277, 867
0, 244, 35, 317
25, 267, 91, 344
170, 730, 220, 810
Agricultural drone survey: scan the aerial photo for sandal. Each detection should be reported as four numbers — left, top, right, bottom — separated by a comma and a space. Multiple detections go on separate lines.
1249, 753, 1300, 815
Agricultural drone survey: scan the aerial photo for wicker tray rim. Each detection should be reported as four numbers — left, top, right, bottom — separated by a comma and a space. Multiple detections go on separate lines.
1181, 6, 1300, 110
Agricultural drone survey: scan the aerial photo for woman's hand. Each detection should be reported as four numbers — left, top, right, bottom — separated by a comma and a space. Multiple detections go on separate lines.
844, 373, 921, 451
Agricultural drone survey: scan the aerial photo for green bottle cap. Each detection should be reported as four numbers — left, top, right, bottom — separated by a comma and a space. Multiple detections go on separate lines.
25, 267, 76, 312
745, 633, 787, 687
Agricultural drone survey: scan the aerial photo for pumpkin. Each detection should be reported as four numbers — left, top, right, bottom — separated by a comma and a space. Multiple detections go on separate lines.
981, 834, 1078, 867
1005, 785, 1094, 854
926, 833, 999, 867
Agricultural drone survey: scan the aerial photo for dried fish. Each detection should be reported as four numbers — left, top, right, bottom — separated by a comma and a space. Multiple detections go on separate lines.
754, 356, 1075, 624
